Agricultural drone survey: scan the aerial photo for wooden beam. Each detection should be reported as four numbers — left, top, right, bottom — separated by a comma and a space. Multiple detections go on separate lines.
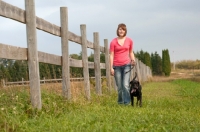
80, 24, 90, 100
94, 32, 102, 95
135, 58, 141, 82
38, 51, 61, 65
0, 1, 25, 23
0, 43, 106, 69
60, 7, 71, 99
25, 0, 41, 109
0, 1, 104, 52
104, 39, 111, 92
0, 43, 27, 60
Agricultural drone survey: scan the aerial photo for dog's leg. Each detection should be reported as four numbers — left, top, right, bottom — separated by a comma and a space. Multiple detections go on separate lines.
136, 96, 139, 106
131, 95, 134, 106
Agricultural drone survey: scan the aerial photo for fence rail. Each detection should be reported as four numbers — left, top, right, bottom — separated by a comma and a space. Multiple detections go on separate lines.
0, 0, 152, 109
0, 1, 105, 52
1, 77, 106, 86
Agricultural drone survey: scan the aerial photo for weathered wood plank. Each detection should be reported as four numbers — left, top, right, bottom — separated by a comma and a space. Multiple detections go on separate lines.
93, 32, 102, 95
60, 7, 71, 99
38, 51, 61, 65
0, 43, 106, 69
0, 1, 99, 50
104, 39, 111, 92
0, 43, 27, 60
87, 62, 105, 69
69, 58, 82, 67
36, 17, 60, 36
0, 1, 105, 51
68, 32, 94, 49
135, 58, 141, 82
0, 1, 25, 23
68, 32, 81, 44
100, 46, 105, 53
100, 63, 105, 69
80, 24, 90, 100
25, 0, 41, 109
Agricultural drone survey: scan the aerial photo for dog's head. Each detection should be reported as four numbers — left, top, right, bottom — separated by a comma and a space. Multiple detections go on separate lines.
130, 72, 140, 93
130, 80, 140, 90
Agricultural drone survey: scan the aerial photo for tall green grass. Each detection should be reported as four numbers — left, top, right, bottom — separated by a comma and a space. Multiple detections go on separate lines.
0, 79, 200, 132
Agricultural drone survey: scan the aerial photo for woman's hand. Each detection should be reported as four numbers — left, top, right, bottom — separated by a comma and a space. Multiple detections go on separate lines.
131, 60, 136, 66
110, 68, 114, 76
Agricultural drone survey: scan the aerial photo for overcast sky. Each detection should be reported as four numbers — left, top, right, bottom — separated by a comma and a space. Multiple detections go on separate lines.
0, 0, 200, 62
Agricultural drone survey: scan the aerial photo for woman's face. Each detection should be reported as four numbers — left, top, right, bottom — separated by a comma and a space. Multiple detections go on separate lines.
118, 27, 126, 37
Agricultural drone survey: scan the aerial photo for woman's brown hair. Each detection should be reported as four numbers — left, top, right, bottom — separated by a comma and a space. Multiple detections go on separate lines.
116, 23, 127, 37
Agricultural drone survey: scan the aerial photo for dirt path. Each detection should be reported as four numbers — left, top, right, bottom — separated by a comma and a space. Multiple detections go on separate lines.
151, 69, 200, 82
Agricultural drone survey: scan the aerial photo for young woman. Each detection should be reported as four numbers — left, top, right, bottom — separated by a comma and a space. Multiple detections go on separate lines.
110, 23, 135, 105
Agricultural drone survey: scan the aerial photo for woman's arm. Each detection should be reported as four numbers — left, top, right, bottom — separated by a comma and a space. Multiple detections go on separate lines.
110, 51, 114, 76
129, 50, 136, 66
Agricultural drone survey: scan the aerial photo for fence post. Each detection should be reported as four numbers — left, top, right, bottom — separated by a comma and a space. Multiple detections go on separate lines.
1, 79, 5, 87
94, 32, 102, 95
104, 39, 111, 92
60, 7, 71, 100
142, 62, 145, 82
144, 64, 147, 82
25, 0, 41, 109
146, 65, 149, 80
135, 58, 141, 82
138, 60, 143, 82
80, 24, 90, 100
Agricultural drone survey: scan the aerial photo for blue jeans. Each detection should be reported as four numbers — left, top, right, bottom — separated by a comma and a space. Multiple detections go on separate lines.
113, 64, 131, 105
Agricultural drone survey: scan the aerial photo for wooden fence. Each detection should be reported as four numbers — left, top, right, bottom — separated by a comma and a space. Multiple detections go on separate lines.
0, 0, 152, 109
1, 77, 106, 86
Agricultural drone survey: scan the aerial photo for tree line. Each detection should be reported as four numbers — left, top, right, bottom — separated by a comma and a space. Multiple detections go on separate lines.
135, 49, 171, 76
0, 49, 173, 82
0, 52, 106, 82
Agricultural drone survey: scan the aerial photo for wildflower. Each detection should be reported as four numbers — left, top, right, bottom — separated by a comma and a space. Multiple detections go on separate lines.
13, 111, 16, 114
1, 108, 4, 111
53, 102, 57, 107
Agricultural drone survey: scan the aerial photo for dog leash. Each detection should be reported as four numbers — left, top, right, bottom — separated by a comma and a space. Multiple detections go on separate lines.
125, 62, 137, 74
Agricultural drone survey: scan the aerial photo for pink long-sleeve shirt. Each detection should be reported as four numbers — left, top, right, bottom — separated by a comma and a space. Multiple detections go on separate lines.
110, 37, 133, 66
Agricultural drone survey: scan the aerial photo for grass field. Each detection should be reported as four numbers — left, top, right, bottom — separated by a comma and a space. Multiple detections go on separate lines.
0, 79, 200, 131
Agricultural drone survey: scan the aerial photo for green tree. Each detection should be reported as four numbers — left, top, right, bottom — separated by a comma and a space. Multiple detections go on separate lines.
39, 63, 51, 79
162, 49, 171, 76
144, 52, 152, 69
151, 52, 162, 75
49, 64, 56, 79
135, 50, 145, 63
55, 65, 62, 78
88, 52, 95, 77
0, 64, 11, 81
70, 53, 83, 77
100, 52, 106, 76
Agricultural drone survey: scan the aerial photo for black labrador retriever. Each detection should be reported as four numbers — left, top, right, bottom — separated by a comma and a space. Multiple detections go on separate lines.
129, 72, 142, 107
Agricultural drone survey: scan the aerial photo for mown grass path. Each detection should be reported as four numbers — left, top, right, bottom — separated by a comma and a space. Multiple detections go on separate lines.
0, 79, 200, 131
